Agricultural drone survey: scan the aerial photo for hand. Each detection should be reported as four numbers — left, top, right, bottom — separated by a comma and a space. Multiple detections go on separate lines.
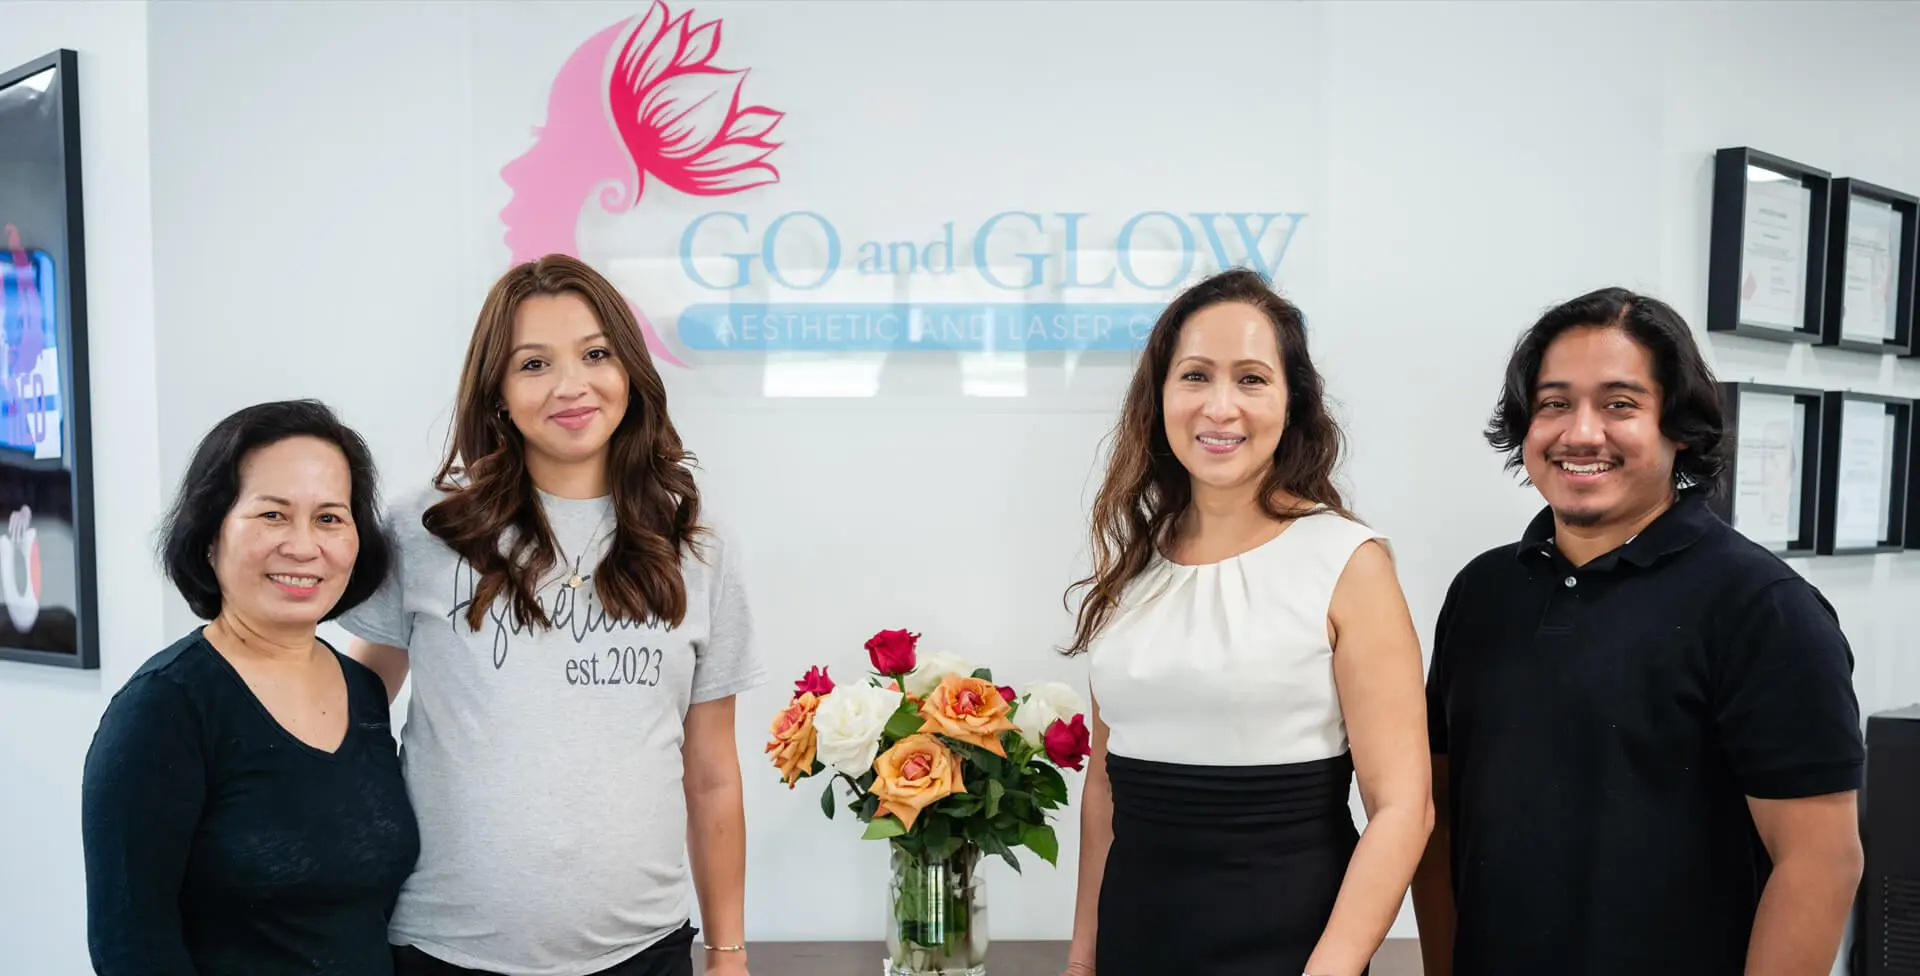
1062, 961, 1095, 976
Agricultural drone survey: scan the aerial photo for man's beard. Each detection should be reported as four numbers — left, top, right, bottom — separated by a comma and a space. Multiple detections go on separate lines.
1553, 504, 1606, 528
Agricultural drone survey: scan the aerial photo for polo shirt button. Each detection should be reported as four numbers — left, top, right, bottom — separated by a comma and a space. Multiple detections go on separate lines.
1564, 576, 1577, 588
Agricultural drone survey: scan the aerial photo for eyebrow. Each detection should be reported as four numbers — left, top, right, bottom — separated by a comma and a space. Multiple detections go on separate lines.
1534, 379, 1652, 395
1179, 355, 1275, 370
254, 495, 349, 510
511, 332, 607, 357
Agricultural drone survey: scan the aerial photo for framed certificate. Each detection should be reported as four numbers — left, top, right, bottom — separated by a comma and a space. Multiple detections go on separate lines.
1822, 178, 1917, 356
1815, 391, 1911, 556
1708, 147, 1830, 344
1714, 382, 1823, 557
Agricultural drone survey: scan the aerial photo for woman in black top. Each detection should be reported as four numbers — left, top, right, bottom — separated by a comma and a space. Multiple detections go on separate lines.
81, 399, 420, 976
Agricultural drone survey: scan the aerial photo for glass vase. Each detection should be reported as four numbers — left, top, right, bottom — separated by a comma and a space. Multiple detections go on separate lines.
884, 840, 988, 976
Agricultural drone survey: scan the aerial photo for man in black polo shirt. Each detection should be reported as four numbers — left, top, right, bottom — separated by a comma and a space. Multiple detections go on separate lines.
1410, 287, 1866, 975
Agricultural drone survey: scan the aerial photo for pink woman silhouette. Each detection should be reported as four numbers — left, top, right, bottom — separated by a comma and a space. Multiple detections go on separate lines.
499, 0, 785, 368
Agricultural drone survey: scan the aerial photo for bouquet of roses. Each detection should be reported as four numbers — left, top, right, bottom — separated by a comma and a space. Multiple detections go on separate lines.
765, 627, 1092, 872
767, 628, 1091, 971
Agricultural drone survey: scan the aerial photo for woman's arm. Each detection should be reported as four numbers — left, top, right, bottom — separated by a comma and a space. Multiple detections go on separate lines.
344, 637, 410, 704
1062, 694, 1113, 975
80, 676, 208, 976
683, 694, 751, 975
1305, 540, 1435, 976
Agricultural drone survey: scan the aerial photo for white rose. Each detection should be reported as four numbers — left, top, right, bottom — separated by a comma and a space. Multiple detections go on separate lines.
1013, 681, 1086, 748
904, 651, 979, 698
812, 682, 904, 777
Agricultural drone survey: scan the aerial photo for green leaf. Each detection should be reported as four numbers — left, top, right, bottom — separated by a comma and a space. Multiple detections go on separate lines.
970, 667, 995, 682
1021, 823, 1059, 866
1005, 735, 1035, 766
945, 738, 1005, 773
820, 781, 836, 820
977, 828, 1021, 873
884, 704, 926, 740
986, 780, 1005, 818
922, 813, 951, 850
930, 833, 965, 861
1028, 763, 1069, 806
1001, 790, 1033, 820
942, 793, 984, 817
863, 816, 908, 840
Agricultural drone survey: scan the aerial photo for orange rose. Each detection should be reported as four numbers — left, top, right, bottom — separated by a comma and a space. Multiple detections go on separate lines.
766, 692, 820, 788
869, 733, 966, 830
917, 673, 1020, 757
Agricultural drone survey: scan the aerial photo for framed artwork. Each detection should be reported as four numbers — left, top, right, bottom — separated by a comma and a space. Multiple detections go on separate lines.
1815, 391, 1911, 557
1707, 147, 1831, 344
1821, 177, 1917, 356
1714, 382, 1824, 557
0, 49, 97, 669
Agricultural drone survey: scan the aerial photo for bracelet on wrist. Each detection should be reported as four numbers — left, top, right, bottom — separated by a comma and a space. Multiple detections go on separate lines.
703, 942, 746, 952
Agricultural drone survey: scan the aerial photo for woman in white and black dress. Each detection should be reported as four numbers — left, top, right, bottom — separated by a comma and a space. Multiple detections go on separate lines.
1059, 269, 1433, 976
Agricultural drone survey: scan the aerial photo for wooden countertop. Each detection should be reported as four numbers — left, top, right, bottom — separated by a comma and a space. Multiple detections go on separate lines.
693, 938, 1421, 974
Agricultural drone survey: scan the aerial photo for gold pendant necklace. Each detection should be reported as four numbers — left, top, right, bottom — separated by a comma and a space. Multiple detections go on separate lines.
556, 505, 613, 593
552, 503, 610, 595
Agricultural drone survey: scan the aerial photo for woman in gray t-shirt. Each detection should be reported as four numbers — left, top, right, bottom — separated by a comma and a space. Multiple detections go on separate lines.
342, 254, 766, 976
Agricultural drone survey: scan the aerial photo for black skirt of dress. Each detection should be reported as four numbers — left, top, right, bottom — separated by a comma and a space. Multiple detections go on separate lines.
1096, 751, 1365, 976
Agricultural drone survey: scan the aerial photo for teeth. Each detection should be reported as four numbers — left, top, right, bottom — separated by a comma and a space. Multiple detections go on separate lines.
1559, 461, 1612, 474
1198, 435, 1245, 445
269, 575, 320, 587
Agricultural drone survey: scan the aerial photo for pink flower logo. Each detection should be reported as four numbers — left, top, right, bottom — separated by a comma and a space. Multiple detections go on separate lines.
499, 1, 785, 367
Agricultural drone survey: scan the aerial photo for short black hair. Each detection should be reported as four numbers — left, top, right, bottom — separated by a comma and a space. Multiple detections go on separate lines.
159, 399, 391, 621
1484, 286, 1730, 496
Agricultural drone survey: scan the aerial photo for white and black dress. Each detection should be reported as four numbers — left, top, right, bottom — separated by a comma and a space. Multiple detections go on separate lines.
1088, 510, 1384, 975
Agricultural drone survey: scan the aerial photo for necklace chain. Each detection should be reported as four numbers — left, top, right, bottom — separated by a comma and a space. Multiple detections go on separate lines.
557, 506, 616, 591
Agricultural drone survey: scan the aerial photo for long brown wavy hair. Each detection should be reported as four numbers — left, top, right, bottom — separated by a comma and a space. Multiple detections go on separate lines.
1062, 267, 1354, 655
425, 254, 704, 633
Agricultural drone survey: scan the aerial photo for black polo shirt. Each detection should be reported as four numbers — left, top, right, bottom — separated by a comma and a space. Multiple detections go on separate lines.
1426, 487, 1864, 975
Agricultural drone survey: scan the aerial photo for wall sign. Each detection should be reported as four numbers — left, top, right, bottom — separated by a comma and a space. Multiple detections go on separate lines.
496, 1, 1309, 369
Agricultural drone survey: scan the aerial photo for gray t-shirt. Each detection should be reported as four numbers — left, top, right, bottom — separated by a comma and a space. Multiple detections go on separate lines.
337, 485, 766, 976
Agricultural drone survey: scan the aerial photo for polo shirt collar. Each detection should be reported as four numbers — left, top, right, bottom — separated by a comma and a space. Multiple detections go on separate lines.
1516, 485, 1717, 570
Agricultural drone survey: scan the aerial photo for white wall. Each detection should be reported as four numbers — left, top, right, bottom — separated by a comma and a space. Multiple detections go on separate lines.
0, 3, 165, 975
3, 1, 1918, 972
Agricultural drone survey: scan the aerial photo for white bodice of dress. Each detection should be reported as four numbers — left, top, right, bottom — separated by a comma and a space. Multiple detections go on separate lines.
1088, 510, 1389, 767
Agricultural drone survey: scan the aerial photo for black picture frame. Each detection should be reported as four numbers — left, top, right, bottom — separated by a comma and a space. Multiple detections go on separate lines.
1909, 404, 1920, 550
1714, 382, 1825, 557
1822, 177, 1918, 355
0, 49, 97, 670
1708, 147, 1831, 344
1815, 391, 1911, 557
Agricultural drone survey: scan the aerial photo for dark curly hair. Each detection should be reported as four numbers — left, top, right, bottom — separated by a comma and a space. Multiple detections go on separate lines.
1484, 286, 1730, 495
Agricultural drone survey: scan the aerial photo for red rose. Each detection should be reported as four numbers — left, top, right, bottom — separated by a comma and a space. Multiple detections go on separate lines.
1043, 714, 1091, 771
996, 685, 1016, 703
864, 629, 920, 675
793, 665, 834, 698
